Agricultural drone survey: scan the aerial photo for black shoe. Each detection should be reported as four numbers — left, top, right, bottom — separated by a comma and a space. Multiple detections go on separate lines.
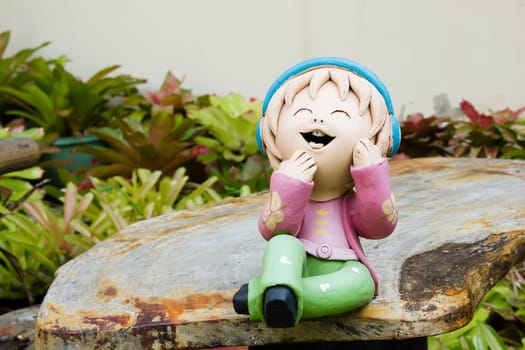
263, 285, 297, 328
233, 283, 249, 315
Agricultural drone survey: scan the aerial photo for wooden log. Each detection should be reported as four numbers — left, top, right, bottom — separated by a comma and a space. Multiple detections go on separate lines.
34, 157, 525, 349
0, 138, 40, 174
0, 305, 39, 349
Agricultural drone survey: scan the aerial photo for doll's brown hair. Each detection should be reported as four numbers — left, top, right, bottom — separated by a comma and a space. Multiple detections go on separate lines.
260, 67, 393, 168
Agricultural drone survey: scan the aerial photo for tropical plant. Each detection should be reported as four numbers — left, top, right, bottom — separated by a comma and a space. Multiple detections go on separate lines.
0, 166, 223, 307
1, 120, 43, 141
77, 108, 204, 179
76, 72, 205, 179
0, 58, 145, 137
428, 306, 506, 350
0, 166, 46, 216
428, 268, 525, 350
0, 30, 145, 137
453, 100, 525, 159
188, 93, 271, 195
1, 181, 106, 306
0, 164, 51, 307
87, 167, 222, 230
397, 112, 455, 158
0, 211, 63, 306
144, 71, 194, 112
0, 30, 49, 89
397, 98, 525, 160
485, 266, 525, 347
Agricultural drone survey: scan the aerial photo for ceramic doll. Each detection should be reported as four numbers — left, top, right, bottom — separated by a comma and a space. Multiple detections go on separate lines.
233, 57, 401, 328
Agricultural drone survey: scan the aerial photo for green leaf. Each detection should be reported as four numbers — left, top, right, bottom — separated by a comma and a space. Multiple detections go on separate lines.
188, 108, 223, 129
86, 65, 120, 85
475, 321, 505, 350
76, 144, 133, 166
0, 36, 50, 83
212, 94, 248, 117
471, 335, 488, 350
8, 127, 45, 140
194, 136, 221, 148
0, 30, 9, 58
175, 176, 217, 210
0, 179, 32, 200
223, 149, 245, 162
3, 166, 44, 180
137, 168, 161, 199
459, 336, 474, 350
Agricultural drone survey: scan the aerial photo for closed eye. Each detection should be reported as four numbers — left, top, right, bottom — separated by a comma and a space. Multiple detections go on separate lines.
331, 109, 350, 118
294, 108, 313, 116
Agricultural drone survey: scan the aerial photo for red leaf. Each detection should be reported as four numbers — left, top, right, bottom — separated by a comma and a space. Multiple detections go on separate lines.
492, 109, 513, 124
476, 114, 495, 128
460, 100, 494, 128
460, 100, 479, 122
510, 106, 525, 121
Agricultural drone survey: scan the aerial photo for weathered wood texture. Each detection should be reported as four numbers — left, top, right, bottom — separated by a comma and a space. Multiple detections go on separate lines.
35, 157, 525, 349
0, 138, 40, 175
0, 305, 39, 350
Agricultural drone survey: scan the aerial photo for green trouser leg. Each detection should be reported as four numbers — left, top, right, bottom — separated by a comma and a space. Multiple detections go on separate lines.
301, 257, 375, 319
247, 235, 375, 323
248, 234, 306, 324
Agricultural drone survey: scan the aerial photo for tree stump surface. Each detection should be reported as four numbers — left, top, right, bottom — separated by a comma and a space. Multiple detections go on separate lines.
34, 157, 525, 349
0, 305, 39, 350
0, 138, 40, 175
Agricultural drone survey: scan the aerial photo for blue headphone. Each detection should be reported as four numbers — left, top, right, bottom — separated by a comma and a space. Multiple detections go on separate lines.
256, 57, 401, 157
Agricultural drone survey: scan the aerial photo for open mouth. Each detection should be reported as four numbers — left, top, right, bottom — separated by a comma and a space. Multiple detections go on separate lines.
301, 130, 335, 149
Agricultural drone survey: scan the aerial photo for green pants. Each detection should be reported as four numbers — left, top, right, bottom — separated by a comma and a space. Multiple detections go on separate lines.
248, 234, 375, 325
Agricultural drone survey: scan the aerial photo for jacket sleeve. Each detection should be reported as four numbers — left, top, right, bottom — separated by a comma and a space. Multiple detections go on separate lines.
349, 158, 398, 240
258, 171, 314, 241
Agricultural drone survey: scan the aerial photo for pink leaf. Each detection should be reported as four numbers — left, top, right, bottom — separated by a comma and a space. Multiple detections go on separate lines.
510, 106, 525, 121
460, 100, 479, 122
192, 145, 209, 156
63, 183, 77, 228
460, 100, 494, 128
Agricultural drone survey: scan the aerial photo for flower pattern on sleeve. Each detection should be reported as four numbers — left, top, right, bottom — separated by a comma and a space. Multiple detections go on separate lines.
381, 192, 398, 225
262, 191, 286, 230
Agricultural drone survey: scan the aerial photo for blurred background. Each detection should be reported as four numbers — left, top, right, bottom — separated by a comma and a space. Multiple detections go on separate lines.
1, 0, 524, 117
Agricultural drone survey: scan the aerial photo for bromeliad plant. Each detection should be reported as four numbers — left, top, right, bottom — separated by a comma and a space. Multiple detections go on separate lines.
76, 72, 205, 179
429, 267, 525, 350
453, 100, 525, 159
0, 30, 145, 138
77, 109, 203, 179
0, 164, 51, 306
0, 31, 50, 96
0, 166, 223, 307
188, 93, 271, 195
397, 112, 455, 158
87, 167, 222, 230
398, 99, 525, 160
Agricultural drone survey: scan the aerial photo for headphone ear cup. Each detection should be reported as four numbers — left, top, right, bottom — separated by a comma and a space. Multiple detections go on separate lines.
256, 117, 265, 154
389, 115, 401, 157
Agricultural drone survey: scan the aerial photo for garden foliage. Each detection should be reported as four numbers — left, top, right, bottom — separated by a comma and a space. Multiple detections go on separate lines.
398, 95, 525, 161
1, 30, 525, 350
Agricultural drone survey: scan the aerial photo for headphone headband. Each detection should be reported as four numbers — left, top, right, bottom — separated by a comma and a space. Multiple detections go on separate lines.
258, 57, 400, 156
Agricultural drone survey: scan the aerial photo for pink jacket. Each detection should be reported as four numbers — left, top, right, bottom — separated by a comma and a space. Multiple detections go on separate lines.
258, 159, 397, 294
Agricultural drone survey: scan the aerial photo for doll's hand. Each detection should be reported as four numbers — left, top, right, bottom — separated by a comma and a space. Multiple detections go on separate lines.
278, 150, 318, 182
353, 138, 382, 167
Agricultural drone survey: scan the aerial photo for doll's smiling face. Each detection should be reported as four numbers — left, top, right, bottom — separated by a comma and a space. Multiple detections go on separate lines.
275, 81, 372, 175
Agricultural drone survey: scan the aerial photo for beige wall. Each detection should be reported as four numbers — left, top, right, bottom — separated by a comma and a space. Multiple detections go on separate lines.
1, 0, 524, 116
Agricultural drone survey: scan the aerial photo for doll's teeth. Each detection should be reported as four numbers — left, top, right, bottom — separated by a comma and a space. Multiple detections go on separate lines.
312, 130, 325, 137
